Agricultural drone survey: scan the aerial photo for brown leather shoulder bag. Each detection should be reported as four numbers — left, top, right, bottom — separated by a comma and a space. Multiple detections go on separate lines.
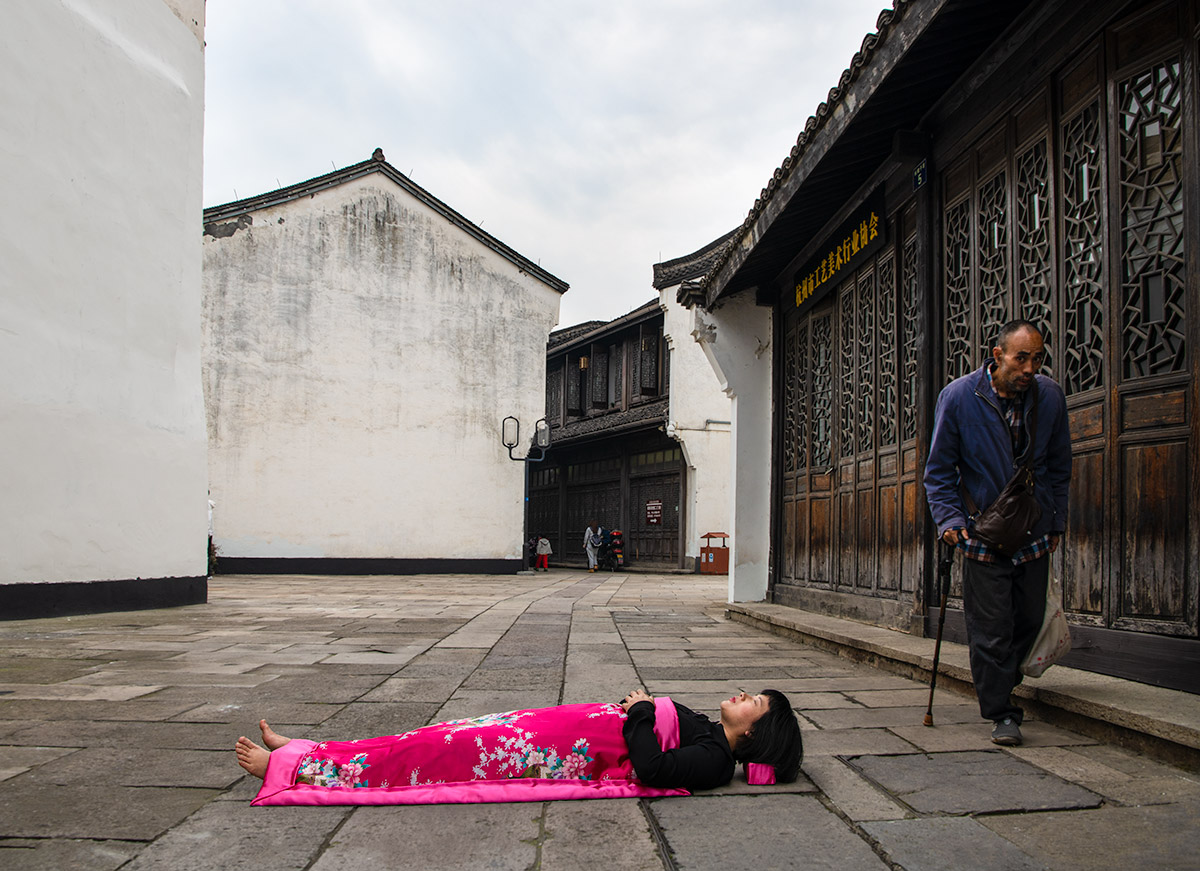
961, 381, 1042, 556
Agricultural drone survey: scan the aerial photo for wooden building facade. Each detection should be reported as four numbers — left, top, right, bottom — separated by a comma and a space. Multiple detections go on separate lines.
531, 302, 687, 568
698, 0, 1199, 692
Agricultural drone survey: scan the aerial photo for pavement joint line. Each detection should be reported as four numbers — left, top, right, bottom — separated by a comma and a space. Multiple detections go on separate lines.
300, 805, 355, 871
638, 798, 679, 871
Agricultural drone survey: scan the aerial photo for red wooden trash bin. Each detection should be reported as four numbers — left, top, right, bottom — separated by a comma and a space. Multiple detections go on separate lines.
700, 532, 729, 574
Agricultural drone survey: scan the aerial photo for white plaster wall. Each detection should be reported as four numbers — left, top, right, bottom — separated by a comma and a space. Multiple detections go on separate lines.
203, 175, 562, 561
659, 291, 732, 566
691, 297, 773, 602
0, 0, 208, 584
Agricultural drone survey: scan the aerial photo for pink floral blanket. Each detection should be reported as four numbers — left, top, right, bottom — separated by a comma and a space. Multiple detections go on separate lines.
252, 697, 689, 806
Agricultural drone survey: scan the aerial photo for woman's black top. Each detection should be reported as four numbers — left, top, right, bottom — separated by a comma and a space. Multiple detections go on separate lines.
622, 700, 733, 790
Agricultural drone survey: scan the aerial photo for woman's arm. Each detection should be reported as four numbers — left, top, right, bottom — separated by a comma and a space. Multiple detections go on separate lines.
621, 700, 733, 790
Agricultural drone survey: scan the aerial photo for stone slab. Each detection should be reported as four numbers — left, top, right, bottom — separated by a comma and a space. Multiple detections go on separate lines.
802, 756, 911, 822
312, 702, 441, 740
434, 690, 560, 721
890, 720, 1096, 753
30, 747, 237, 789
0, 783, 218, 839
650, 793, 889, 870
3, 720, 245, 751
563, 645, 636, 666
542, 799, 663, 871
848, 750, 1103, 814
0, 683, 163, 701
1011, 746, 1200, 806
0, 838, 140, 871
0, 745, 78, 782
358, 677, 467, 702
0, 698, 203, 722
862, 817, 1047, 871
120, 797, 350, 871
846, 688, 973, 708
805, 704, 983, 730
461, 667, 563, 690
169, 701, 341, 725
311, 803, 539, 871
638, 667, 804, 681
980, 802, 1200, 871
0, 659, 102, 683
801, 728, 921, 757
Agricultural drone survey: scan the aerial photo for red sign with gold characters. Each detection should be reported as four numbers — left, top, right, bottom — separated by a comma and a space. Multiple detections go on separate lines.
645, 499, 662, 525
792, 191, 886, 316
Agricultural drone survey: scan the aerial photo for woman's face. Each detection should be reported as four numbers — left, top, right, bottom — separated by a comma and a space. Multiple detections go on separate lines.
720, 691, 770, 733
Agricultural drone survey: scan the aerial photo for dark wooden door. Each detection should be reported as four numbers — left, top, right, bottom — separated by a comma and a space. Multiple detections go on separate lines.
936, 12, 1197, 662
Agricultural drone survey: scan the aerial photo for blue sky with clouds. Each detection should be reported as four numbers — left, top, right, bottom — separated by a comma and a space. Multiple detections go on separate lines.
203, 1, 887, 326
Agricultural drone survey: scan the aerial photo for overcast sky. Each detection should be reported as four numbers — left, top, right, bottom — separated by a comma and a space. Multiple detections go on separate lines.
203, 0, 886, 327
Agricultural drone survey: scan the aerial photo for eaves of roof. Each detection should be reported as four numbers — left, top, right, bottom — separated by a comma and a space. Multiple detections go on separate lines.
548, 299, 662, 357
651, 227, 740, 290
549, 398, 669, 448
202, 152, 569, 295
703, 0, 1035, 308
549, 321, 607, 348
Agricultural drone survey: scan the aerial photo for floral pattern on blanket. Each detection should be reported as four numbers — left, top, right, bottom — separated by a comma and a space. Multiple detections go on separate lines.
292, 703, 628, 789
297, 752, 371, 788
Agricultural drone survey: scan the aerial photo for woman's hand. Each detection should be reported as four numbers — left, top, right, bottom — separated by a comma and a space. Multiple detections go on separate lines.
620, 689, 654, 712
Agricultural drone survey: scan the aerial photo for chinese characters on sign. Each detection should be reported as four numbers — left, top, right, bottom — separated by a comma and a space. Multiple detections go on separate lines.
792, 192, 887, 316
645, 499, 662, 525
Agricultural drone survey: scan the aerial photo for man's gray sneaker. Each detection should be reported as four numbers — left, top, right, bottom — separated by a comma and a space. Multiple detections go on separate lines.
991, 717, 1022, 746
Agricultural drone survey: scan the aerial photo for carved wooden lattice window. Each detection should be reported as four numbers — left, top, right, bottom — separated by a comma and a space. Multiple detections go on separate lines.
877, 254, 897, 447
590, 346, 608, 408
613, 346, 624, 405
838, 282, 856, 458
640, 327, 661, 394
901, 235, 919, 441
1016, 139, 1054, 375
811, 312, 833, 471
856, 269, 876, 453
1061, 100, 1106, 394
1118, 58, 1186, 379
795, 323, 809, 472
783, 323, 799, 474
944, 199, 973, 380
566, 357, 582, 415
978, 171, 1009, 355
546, 361, 562, 425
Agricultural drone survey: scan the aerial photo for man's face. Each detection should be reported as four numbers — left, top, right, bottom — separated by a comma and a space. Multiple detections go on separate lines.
992, 327, 1045, 395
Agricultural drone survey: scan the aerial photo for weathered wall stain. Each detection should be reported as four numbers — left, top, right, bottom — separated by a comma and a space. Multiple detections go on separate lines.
203, 214, 252, 238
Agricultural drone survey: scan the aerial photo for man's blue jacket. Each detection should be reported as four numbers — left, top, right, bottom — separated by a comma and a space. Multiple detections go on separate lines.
924, 364, 1073, 542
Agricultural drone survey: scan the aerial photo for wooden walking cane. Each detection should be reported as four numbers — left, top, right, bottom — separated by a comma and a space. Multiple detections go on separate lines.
923, 540, 957, 727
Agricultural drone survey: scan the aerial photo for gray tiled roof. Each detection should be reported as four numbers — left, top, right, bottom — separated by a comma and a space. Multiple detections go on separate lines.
651, 228, 740, 290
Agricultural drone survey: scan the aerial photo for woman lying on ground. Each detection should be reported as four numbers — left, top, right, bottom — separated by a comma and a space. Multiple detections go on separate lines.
234, 688, 802, 805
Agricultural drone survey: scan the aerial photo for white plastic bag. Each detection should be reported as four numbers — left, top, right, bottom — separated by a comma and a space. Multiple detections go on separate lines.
1021, 575, 1071, 677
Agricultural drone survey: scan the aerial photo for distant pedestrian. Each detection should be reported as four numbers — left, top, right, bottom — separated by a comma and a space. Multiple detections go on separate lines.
924, 319, 1072, 747
584, 521, 603, 572
535, 535, 552, 571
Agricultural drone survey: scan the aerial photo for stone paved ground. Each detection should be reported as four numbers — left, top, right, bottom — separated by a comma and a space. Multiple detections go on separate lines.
1, 571, 1197, 871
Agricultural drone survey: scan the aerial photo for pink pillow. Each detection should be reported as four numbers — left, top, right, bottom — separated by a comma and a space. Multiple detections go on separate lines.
745, 763, 775, 785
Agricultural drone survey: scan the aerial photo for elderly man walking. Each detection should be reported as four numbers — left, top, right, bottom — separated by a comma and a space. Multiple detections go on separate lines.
924, 319, 1072, 746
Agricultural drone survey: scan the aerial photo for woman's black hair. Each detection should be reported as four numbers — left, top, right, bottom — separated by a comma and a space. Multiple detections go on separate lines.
731, 689, 803, 783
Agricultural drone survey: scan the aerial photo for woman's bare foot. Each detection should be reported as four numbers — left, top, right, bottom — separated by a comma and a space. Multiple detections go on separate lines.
235, 736, 270, 779
259, 719, 291, 751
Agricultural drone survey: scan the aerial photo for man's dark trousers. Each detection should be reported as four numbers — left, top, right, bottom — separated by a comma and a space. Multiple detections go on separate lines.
961, 555, 1049, 723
